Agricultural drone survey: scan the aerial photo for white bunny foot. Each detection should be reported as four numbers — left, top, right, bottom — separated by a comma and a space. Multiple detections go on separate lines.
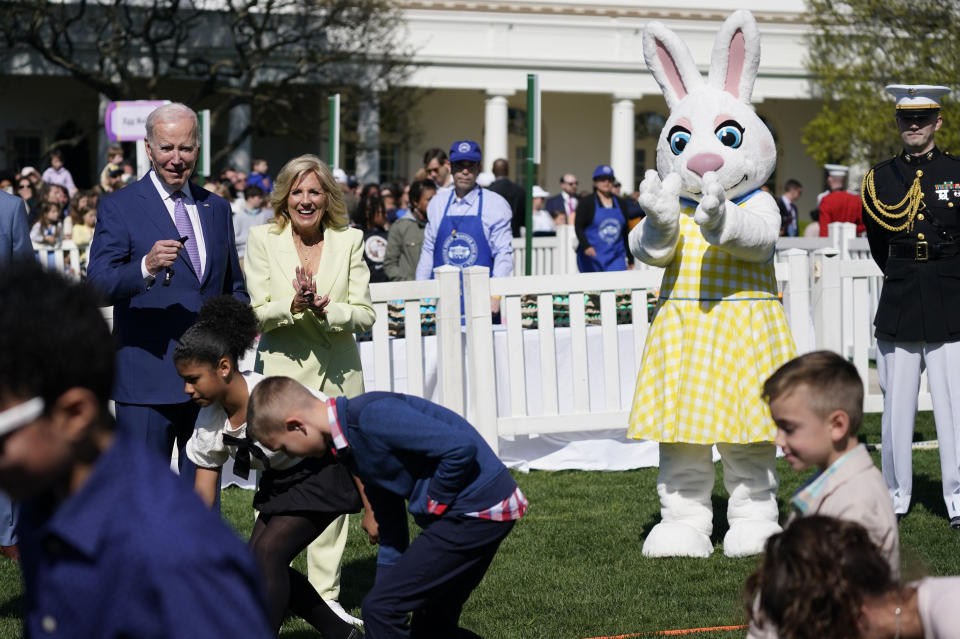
642, 522, 713, 558
723, 519, 781, 558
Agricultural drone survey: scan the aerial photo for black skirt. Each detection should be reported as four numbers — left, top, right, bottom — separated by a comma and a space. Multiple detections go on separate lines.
253, 453, 362, 516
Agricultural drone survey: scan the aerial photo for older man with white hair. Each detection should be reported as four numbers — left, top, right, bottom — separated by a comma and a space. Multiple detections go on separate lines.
87, 102, 247, 483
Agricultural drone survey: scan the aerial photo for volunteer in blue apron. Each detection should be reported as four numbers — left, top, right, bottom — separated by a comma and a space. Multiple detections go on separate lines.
415, 140, 514, 317
574, 164, 637, 272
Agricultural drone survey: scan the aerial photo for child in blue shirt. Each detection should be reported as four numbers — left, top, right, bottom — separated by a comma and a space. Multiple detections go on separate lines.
247, 377, 528, 639
0, 263, 274, 638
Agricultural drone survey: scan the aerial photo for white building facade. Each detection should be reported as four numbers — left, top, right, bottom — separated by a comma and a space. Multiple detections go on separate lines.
0, 1, 826, 217
389, 0, 821, 214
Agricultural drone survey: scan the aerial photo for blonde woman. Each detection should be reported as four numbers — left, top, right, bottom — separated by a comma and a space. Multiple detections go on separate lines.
244, 154, 375, 625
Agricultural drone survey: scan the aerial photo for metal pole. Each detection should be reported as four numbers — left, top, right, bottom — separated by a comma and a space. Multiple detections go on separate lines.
328, 94, 340, 169
525, 74, 539, 276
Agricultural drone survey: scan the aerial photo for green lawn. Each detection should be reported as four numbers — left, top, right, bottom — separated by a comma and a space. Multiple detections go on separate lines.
1, 413, 959, 638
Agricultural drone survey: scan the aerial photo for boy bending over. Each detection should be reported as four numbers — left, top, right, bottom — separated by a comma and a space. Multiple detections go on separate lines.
247, 378, 527, 639
747, 351, 899, 638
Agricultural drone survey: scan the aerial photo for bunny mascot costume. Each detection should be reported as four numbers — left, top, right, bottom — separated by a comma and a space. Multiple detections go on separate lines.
627, 10, 795, 558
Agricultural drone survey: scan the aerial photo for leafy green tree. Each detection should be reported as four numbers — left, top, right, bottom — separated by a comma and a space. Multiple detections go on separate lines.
0, 0, 414, 167
803, 0, 960, 166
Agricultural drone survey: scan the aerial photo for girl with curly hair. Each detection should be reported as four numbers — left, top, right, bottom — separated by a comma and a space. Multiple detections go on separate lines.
174, 296, 363, 639
745, 515, 959, 639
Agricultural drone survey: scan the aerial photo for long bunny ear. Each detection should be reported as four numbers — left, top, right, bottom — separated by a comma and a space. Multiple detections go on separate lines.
642, 20, 703, 111
707, 10, 761, 104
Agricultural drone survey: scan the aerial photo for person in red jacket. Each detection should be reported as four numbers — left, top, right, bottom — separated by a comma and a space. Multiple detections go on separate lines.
818, 164, 865, 236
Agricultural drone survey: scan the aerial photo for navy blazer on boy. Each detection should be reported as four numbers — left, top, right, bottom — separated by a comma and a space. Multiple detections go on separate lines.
332, 392, 523, 549
87, 173, 247, 405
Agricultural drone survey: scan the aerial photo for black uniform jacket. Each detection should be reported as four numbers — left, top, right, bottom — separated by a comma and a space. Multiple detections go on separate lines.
862, 147, 960, 342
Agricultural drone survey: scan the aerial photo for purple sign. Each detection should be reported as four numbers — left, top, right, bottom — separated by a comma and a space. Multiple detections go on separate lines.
104, 100, 169, 142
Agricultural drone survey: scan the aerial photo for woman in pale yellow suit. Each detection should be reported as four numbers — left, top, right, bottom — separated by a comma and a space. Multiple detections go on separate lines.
245, 154, 375, 625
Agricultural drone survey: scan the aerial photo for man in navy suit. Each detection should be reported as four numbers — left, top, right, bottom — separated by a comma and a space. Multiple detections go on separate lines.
0, 190, 32, 267
0, 189, 33, 559
88, 102, 247, 481
545, 172, 579, 224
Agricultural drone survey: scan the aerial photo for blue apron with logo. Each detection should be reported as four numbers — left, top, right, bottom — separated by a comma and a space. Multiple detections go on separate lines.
433, 188, 493, 272
433, 189, 493, 319
577, 196, 626, 272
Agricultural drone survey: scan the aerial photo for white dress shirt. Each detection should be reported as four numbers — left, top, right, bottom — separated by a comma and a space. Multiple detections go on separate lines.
140, 171, 208, 279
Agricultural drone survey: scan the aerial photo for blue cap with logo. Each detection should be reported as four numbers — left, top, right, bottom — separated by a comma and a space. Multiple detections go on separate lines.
449, 140, 482, 163
593, 164, 615, 180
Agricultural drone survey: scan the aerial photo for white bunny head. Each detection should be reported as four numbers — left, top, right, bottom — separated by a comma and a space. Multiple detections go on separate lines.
642, 10, 776, 202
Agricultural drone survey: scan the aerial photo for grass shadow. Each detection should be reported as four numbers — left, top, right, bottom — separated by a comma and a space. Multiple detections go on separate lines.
910, 472, 950, 520
0, 593, 22, 618
338, 555, 378, 611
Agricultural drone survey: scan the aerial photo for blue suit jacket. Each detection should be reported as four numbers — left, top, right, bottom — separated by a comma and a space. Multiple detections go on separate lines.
0, 191, 33, 266
87, 174, 248, 404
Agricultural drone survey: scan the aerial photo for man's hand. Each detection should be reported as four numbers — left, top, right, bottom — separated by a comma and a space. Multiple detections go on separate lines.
694, 171, 727, 229
361, 509, 379, 545
584, 246, 597, 258
144, 239, 184, 275
637, 170, 681, 230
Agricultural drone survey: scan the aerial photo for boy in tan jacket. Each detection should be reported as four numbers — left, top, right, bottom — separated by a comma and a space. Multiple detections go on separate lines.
747, 350, 899, 638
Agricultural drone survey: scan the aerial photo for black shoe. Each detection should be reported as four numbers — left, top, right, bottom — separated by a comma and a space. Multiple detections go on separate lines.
950, 516, 960, 531
896, 513, 905, 522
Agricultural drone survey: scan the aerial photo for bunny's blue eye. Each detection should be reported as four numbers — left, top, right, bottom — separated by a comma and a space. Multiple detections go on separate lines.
715, 120, 744, 148
668, 126, 691, 155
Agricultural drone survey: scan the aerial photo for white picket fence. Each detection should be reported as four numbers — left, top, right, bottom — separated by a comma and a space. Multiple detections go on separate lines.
33, 240, 82, 280
77, 221, 930, 453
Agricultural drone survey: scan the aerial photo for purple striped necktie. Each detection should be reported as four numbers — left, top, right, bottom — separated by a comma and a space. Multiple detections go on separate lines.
172, 190, 202, 277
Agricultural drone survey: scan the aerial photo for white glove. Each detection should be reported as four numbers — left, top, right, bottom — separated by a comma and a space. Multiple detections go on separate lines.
693, 171, 726, 230
638, 170, 681, 231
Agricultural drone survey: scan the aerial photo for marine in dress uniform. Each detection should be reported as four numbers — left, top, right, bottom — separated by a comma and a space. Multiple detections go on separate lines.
861, 84, 960, 529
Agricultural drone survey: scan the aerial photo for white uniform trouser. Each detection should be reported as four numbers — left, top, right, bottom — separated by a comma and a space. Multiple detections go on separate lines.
877, 340, 960, 518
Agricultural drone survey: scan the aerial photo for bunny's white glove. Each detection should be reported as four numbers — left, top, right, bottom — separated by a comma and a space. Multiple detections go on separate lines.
629, 170, 682, 266
694, 172, 780, 263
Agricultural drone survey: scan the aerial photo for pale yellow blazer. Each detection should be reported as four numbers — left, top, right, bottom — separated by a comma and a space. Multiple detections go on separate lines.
244, 222, 375, 398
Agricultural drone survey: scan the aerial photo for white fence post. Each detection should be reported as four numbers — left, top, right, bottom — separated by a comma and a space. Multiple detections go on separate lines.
813, 248, 841, 352
33, 241, 81, 280
434, 265, 464, 415
781, 248, 811, 353
829, 222, 857, 356
557, 224, 578, 274
461, 266, 498, 453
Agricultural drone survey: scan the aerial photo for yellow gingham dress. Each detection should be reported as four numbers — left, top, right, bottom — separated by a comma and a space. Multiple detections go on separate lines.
628, 197, 795, 444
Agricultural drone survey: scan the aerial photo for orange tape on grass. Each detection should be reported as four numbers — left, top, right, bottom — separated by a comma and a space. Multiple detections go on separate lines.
584, 624, 748, 638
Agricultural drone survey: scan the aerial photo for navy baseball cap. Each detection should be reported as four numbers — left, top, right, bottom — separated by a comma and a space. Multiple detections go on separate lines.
450, 140, 482, 163
593, 164, 615, 180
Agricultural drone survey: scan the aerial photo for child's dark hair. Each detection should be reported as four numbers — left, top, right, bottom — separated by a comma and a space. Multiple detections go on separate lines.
243, 184, 265, 201
762, 350, 864, 435
174, 296, 258, 367
744, 515, 896, 639
39, 200, 61, 218
0, 263, 115, 412
409, 179, 438, 206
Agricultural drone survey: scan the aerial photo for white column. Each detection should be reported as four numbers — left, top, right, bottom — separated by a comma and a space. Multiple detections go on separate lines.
227, 102, 252, 173
356, 93, 380, 185
483, 91, 512, 174
610, 96, 636, 193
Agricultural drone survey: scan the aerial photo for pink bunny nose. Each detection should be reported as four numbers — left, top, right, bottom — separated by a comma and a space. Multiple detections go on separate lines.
687, 153, 724, 177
